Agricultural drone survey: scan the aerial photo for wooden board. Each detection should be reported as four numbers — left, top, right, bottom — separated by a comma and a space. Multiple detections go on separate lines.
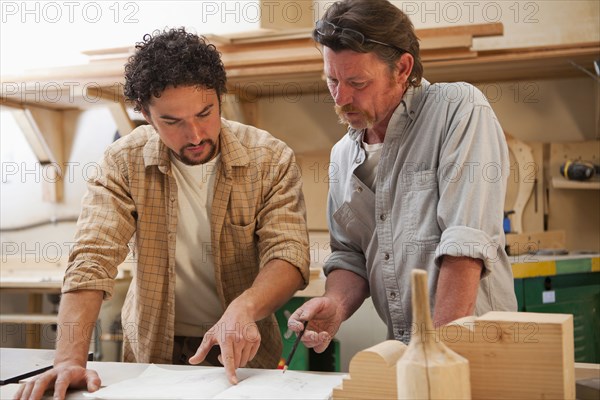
417, 22, 503, 39
332, 340, 406, 400
440, 311, 575, 399
505, 230, 567, 256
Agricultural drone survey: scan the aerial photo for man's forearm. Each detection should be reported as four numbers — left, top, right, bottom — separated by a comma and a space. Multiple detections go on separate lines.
433, 255, 483, 327
54, 290, 104, 366
231, 259, 304, 322
324, 269, 369, 321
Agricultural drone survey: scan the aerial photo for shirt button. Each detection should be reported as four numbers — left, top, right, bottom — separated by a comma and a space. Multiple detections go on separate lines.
355, 158, 361, 163
399, 329, 405, 336
356, 186, 363, 193
390, 292, 396, 299
384, 253, 390, 261
379, 214, 386, 221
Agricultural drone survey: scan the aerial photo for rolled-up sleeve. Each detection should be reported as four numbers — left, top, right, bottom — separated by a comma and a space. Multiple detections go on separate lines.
63, 149, 136, 299
255, 145, 310, 287
435, 97, 509, 276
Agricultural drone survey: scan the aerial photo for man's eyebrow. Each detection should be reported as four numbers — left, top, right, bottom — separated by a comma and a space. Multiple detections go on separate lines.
159, 114, 179, 120
159, 104, 214, 120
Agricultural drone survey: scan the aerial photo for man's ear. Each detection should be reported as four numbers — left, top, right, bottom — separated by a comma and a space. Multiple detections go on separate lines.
395, 53, 414, 85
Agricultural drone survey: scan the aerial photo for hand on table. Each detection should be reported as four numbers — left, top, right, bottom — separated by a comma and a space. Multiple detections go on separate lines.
14, 362, 100, 400
189, 305, 261, 385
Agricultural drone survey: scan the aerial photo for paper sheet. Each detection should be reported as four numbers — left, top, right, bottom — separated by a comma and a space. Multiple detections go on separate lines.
84, 365, 345, 400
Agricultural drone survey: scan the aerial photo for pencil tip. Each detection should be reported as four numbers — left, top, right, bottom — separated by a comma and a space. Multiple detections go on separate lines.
282, 366, 288, 374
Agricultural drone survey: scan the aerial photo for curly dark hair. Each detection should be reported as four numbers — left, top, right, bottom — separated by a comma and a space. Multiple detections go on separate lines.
313, 0, 422, 88
124, 27, 228, 112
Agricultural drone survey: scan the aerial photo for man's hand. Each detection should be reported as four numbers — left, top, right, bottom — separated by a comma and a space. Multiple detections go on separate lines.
15, 290, 104, 399
287, 297, 344, 353
287, 269, 369, 353
188, 305, 260, 385
13, 362, 100, 400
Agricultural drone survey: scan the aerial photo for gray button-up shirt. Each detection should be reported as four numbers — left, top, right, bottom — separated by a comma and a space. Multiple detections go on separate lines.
324, 79, 518, 343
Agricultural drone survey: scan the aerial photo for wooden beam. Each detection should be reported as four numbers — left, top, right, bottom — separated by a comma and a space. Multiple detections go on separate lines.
417, 22, 504, 38
0, 97, 24, 110
11, 106, 65, 202
420, 34, 472, 51
11, 109, 53, 164
86, 86, 135, 136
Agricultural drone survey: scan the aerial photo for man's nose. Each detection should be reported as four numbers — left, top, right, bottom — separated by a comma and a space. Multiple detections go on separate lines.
333, 84, 352, 106
186, 121, 203, 143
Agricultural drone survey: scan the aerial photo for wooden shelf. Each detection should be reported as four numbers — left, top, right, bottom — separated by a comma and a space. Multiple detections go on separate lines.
2, 23, 597, 110
552, 176, 600, 190
426, 42, 600, 84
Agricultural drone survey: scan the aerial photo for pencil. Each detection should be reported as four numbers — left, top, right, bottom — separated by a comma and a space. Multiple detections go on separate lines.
282, 320, 309, 373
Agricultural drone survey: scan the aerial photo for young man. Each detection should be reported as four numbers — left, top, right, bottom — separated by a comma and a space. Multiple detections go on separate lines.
17, 28, 309, 400
288, 0, 517, 353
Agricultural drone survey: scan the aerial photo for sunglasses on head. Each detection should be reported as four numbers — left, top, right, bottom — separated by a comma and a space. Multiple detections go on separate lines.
315, 20, 407, 54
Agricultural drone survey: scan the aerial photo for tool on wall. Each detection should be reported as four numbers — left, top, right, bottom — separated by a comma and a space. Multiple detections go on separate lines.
503, 210, 515, 234
559, 160, 599, 181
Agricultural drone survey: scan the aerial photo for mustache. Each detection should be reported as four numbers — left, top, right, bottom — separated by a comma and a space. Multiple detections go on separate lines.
336, 104, 362, 114
183, 139, 213, 149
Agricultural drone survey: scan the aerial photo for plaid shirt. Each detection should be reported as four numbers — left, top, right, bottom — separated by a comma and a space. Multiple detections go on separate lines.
63, 119, 310, 368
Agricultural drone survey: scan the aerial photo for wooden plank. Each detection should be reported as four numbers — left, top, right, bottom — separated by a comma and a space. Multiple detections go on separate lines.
552, 176, 600, 190
440, 312, 575, 399
505, 230, 567, 256
0, 313, 58, 325
420, 34, 472, 51
10, 107, 65, 203
421, 48, 478, 62
575, 363, 600, 381
417, 22, 503, 38
11, 109, 53, 163
333, 340, 406, 400
86, 86, 135, 136
426, 42, 599, 83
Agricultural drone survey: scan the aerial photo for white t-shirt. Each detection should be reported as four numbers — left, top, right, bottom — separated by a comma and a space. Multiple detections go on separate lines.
355, 140, 383, 192
170, 153, 223, 337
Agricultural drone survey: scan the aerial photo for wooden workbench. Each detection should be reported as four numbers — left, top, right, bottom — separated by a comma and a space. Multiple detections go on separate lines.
0, 348, 596, 399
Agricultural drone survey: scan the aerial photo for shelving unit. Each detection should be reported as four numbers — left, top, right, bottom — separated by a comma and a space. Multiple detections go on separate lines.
2, 25, 598, 109
0, 23, 598, 204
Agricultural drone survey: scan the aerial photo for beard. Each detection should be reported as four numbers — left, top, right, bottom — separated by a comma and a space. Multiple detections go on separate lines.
176, 139, 218, 166
334, 104, 375, 130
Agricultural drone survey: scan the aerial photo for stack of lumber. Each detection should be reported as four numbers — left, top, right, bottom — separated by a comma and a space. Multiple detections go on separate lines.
334, 310, 575, 399
77, 23, 503, 87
